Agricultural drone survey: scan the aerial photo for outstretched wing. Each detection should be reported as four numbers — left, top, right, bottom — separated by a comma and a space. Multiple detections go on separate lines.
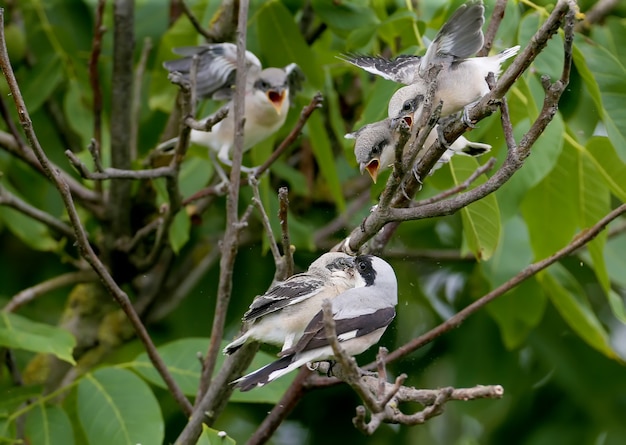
339, 54, 422, 85
163, 42, 262, 99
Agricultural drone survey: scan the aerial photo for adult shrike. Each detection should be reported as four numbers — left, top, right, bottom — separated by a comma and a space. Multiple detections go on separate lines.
233, 255, 398, 391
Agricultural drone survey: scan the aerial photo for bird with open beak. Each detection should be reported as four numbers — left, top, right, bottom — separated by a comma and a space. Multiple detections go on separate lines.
162, 43, 304, 171
347, 118, 491, 184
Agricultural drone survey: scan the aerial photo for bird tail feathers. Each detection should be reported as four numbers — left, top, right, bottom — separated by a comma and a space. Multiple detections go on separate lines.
460, 140, 492, 156
233, 355, 299, 392
498, 45, 521, 62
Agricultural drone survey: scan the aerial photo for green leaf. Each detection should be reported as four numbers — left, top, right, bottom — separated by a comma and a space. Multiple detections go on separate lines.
448, 156, 500, 261
518, 13, 564, 81
306, 113, 346, 212
486, 278, 546, 350
169, 209, 191, 254
257, 0, 323, 88
20, 55, 64, 113
131, 338, 295, 404
0, 206, 58, 252
196, 424, 236, 445
575, 37, 626, 163
0, 313, 75, 365
521, 145, 578, 260
77, 368, 164, 445
538, 265, 617, 360
25, 404, 74, 445
0, 385, 43, 418
583, 136, 626, 202
607, 289, 626, 325
311, 0, 380, 37
63, 80, 93, 149
179, 154, 214, 199
576, 147, 610, 292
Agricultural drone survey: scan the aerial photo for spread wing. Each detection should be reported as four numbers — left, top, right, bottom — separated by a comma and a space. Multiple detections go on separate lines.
339, 54, 422, 85
163, 42, 262, 99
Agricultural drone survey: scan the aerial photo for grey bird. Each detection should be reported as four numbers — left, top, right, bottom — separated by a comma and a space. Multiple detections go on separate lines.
223, 252, 361, 355
347, 118, 491, 183
162, 43, 304, 171
341, 2, 519, 125
233, 255, 398, 391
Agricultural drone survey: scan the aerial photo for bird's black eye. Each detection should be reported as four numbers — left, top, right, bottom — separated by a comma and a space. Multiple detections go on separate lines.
255, 79, 270, 90
371, 139, 387, 155
402, 99, 414, 112
357, 259, 367, 270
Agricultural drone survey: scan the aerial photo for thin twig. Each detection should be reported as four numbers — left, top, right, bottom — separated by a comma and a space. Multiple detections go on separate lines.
3, 270, 98, 313
250, 176, 282, 265
278, 187, 294, 278
252, 93, 324, 179
0, 185, 76, 239
131, 36, 152, 160
197, 0, 249, 400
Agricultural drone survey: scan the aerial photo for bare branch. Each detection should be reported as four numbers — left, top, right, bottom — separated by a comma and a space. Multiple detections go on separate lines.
250, 176, 282, 266
197, 0, 249, 400
3, 270, 98, 313
89, 0, 106, 156
278, 187, 294, 279
477, 0, 508, 57
0, 185, 76, 239
252, 92, 324, 179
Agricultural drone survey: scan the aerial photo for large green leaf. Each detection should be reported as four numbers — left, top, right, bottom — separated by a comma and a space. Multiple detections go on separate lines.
77, 367, 164, 445
518, 13, 564, 82
486, 278, 546, 350
256, 0, 323, 88
538, 265, 617, 360
25, 404, 74, 445
575, 147, 610, 292
131, 338, 296, 404
311, 0, 380, 38
0, 384, 43, 418
583, 136, 626, 202
521, 145, 578, 260
0, 206, 58, 252
575, 37, 626, 163
0, 312, 75, 365
448, 156, 500, 261
169, 209, 191, 254
197, 424, 236, 445
306, 113, 346, 212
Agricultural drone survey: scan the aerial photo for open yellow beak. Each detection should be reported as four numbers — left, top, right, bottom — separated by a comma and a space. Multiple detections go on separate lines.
363, 159, 380, 184
267, 90, 286, 115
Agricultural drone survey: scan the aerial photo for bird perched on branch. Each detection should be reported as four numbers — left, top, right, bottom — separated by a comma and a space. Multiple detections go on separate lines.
341, 2, 519, 125
233, 255, 398, 391
223, 252, 360, 355
162, 43, 304, 171
347, 118, 491, 183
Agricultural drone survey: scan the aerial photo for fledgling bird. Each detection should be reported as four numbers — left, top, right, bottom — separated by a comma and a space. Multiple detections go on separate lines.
347, 118, 491, 183
223, 252, 360, 355
162, 43, 304, 171
341, 2, 519, 125
233, 255, 398, 391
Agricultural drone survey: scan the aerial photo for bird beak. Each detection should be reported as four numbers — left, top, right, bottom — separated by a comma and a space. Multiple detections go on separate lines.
361, 159, 380, 183
267, 89, 286, 115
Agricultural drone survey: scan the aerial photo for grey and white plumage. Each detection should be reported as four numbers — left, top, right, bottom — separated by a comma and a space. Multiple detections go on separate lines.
342, 2, 519, 124
233, 255, 398, 391
346, 118, 491, 183
162, 43, 305, 167
223, 252, 360, 355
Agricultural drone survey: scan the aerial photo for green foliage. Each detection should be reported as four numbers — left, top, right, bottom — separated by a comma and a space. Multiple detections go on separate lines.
1, 0, 626, 444
0, 312, 76, 365
77, 368, 164, 445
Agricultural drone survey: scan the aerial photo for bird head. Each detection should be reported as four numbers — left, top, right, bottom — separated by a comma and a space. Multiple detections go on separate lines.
346, 119, 396, 184
255, 68, 289, 115
388, 86, 425, 130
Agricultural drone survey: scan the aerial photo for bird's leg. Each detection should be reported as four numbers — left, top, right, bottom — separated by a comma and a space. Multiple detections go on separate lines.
436, 121, 452, 149
461, 99, 481, 128
210, 150, 231, 183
